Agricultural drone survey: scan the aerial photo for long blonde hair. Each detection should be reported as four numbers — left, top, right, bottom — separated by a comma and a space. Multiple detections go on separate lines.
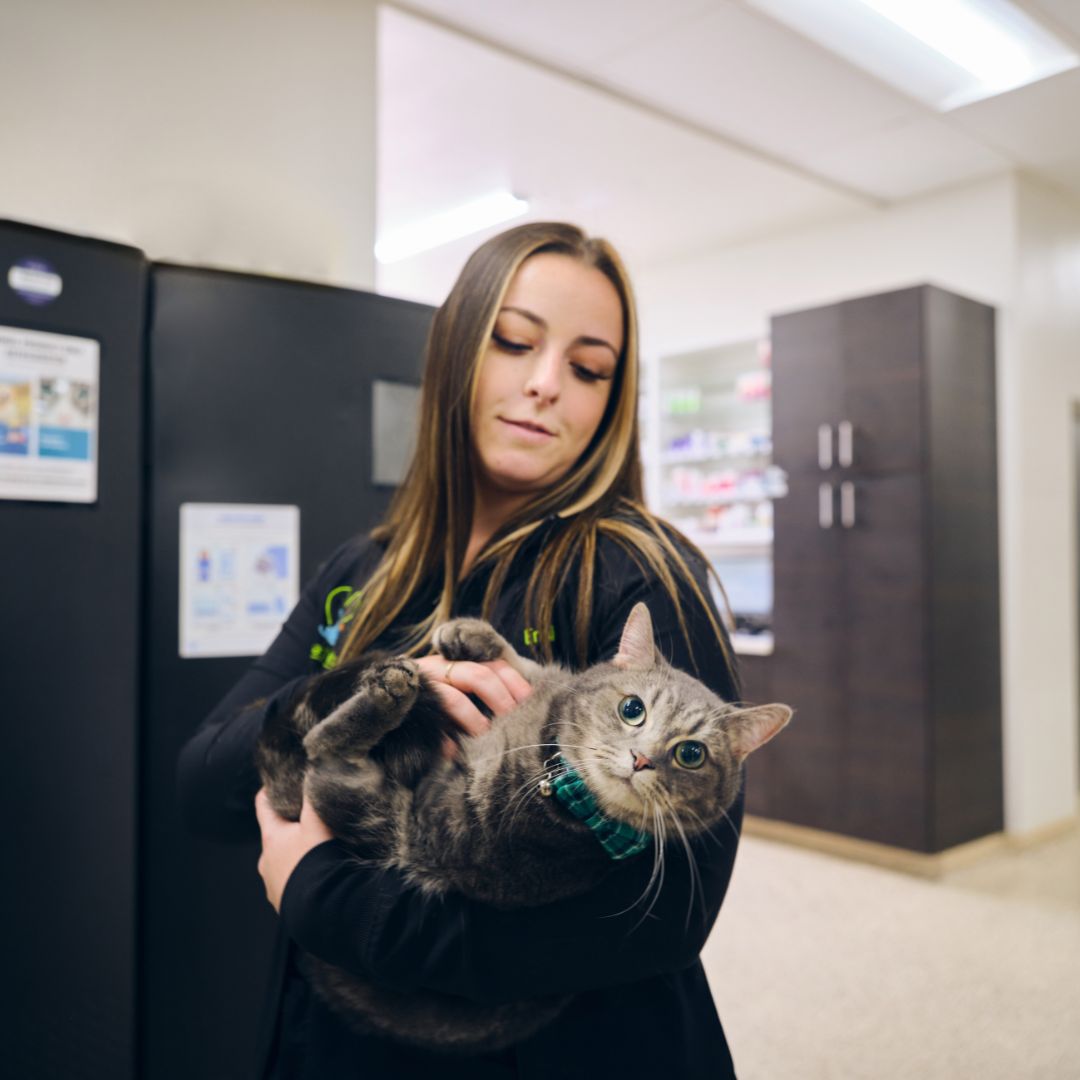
340, 222, 733, 673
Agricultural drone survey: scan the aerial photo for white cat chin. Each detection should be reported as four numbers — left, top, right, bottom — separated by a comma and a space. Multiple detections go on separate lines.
579, 761, 651, 820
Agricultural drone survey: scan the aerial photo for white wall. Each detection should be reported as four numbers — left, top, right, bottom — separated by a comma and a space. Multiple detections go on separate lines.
636, 172, 1080, 836
635, 175, 1015, 357
1002, 174, 1080, 831
0, 0, 377, 288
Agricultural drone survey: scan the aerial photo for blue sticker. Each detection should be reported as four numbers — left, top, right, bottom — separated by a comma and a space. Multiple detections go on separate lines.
7, 258, 63, 306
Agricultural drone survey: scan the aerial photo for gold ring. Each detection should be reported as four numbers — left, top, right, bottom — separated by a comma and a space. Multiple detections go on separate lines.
444, 661, 457, 685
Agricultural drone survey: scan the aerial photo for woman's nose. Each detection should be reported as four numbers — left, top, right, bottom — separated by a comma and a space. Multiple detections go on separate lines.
522, 347, 561, 402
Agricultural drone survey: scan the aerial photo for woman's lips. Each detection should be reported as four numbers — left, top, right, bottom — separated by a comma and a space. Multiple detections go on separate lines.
499, 417, 554, 439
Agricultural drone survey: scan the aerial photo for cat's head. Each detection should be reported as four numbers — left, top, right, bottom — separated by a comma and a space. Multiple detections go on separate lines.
559, 603, 791, 834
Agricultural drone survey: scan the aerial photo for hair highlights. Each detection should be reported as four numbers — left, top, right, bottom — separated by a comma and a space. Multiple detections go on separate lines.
340, 222, 732, 674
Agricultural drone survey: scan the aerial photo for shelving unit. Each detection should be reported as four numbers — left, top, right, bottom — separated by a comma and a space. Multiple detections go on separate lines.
654, 339, 781, 655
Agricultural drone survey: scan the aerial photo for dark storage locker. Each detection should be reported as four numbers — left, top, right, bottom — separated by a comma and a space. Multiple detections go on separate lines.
141, 265, 433, 1079
751, 284, 1002, 853
0, 220, 147, 1079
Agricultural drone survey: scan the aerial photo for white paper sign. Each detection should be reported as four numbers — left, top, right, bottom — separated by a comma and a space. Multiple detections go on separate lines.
0, 325, 100, 503
179, 503, 300, 658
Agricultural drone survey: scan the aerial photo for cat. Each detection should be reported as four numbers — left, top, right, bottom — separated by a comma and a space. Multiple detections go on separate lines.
255, 601, 792, 1053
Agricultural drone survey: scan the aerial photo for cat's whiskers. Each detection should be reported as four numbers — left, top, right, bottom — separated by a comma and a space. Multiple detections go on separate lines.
675, 807, 728, 852
653, 786, 705, 930
498, 756, 596, 838
714, 804, 741, 845
498, 761, 576, 839
606, 798, 668, 927
633, 803, 668, 928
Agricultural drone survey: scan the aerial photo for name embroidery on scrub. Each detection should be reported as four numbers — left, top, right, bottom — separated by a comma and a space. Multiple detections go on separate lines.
310, 585, 364, 670
523, 626, 556, 648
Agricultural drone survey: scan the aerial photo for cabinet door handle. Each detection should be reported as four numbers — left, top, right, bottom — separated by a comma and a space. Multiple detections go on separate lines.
819, 482, 834, 528
840, 481, 856, 528
818, 424, 833, 469
838, 421, 854, 468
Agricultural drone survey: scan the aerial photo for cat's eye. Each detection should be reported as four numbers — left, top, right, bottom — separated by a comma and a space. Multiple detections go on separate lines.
618, 695, 646, 726
673, 740, 707, 769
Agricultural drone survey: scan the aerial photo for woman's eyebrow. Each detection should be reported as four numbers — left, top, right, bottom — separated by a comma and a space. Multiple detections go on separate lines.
499, 306, 619, 359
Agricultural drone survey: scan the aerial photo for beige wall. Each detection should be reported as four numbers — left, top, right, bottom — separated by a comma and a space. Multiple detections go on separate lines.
0, 0, 377, 288
1002, 174, 1080, 831
636, 172, 1080, 836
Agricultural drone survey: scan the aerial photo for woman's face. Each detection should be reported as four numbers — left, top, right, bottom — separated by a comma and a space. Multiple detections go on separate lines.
471, 252, 625, 511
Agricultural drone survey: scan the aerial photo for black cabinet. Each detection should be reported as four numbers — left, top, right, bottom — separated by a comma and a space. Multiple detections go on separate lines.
748, 285, 1002, 853
1, 220, 146, 1079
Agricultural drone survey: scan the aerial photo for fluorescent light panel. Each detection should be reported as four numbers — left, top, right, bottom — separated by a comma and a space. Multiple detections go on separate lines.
375, 191, 529, 263
747, 0, 1079, 110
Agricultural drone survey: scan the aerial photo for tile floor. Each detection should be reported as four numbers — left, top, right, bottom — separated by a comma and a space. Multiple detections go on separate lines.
703, 819, 1080, 1079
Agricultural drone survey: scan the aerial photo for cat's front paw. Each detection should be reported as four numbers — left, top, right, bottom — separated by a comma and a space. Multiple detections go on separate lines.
368, 657, 421, 712
433, 618, 508, 663
303, 658, 421, 761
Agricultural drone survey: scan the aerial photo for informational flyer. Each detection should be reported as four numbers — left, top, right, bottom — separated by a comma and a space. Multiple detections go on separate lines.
0, 324, 100, 503
179, 503, 300, 659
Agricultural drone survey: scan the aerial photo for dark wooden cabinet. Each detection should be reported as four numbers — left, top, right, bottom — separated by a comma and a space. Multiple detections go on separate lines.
747, 285, 1002, 853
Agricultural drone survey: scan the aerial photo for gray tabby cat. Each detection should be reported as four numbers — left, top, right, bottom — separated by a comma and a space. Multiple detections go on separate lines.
256, 602, 791, 1054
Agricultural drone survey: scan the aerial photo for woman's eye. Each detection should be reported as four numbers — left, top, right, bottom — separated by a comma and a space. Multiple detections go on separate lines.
492, 333, 531, 353
571, 363, 605, 384
618, 695, 646, 726
673, 740, 707, 770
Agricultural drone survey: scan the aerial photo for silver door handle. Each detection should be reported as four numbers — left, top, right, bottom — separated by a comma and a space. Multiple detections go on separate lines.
818, 424, 833, 469
819, 482, 834, 528
840, 481, 856, 528
838, 421, 854, 468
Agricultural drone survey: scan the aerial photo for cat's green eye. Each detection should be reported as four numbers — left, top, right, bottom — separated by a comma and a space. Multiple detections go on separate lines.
618, 695, 646, 726
673, 740, 707, 770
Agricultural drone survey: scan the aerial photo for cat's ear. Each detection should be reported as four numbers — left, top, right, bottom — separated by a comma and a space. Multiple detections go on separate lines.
726, 704, 793, 761
613, 603, 657, 669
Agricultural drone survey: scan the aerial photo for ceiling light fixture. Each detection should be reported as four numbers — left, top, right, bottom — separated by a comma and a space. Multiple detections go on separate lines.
375, 191, 529, 263
747, 0, 1078, 110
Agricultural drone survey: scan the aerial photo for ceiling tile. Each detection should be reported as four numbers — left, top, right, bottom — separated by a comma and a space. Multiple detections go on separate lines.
948, 67, 1080, 170
386, 0, 720, 68
1026, 0, 1080, 44
591, 2, 919, 163
802, 116, 1011, 201
377, 7, 861, 303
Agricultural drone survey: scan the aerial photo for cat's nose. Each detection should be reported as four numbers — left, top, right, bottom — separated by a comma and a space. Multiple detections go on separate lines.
630, 749, 655, 772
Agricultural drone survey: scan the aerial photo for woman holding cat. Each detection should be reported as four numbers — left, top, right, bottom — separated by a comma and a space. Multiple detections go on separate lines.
179, 221, 744, 1079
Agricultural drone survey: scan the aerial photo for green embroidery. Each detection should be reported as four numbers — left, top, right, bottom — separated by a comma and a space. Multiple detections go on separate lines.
324, 585, 364, 626
313, 584, 365, 668
523, 626, 556, 647
309, 642, 339, 670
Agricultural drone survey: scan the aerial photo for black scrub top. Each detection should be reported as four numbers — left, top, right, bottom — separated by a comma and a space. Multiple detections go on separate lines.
178, 515, 744, 1079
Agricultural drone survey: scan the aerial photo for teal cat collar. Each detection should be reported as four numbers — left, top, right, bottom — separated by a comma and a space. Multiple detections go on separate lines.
539, 754, 652, 861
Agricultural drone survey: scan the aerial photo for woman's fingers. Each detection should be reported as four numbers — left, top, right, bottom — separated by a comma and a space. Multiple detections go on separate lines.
486, 659, 533, 704
254, 789, 334, 912
430, 680, 492, 738
413, 652, 534, 741
254, 787, 281, 830
415, 655, 531, 716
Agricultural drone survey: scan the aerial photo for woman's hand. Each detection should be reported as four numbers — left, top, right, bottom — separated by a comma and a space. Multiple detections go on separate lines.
414, 654, 532, 748
255, 788, 333, 912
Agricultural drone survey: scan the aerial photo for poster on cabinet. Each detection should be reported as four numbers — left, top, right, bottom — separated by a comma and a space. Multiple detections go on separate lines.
0, 324, 99, 503
179, 503, 300, 658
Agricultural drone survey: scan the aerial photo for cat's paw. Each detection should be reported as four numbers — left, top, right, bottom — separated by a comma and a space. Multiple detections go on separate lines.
433, 618, 508, 663
303, 659, 421, 761
366, 657, 421, 712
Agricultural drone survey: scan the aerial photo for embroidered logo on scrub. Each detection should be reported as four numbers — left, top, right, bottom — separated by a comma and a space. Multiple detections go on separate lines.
523, 626, 555, 647
310, 585, 364, 670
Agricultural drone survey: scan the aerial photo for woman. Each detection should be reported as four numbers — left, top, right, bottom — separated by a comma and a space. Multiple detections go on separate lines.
178, 221, 743, 1079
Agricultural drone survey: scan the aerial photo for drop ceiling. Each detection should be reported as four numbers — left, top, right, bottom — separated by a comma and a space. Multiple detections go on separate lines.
377, 0, 1080, 303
